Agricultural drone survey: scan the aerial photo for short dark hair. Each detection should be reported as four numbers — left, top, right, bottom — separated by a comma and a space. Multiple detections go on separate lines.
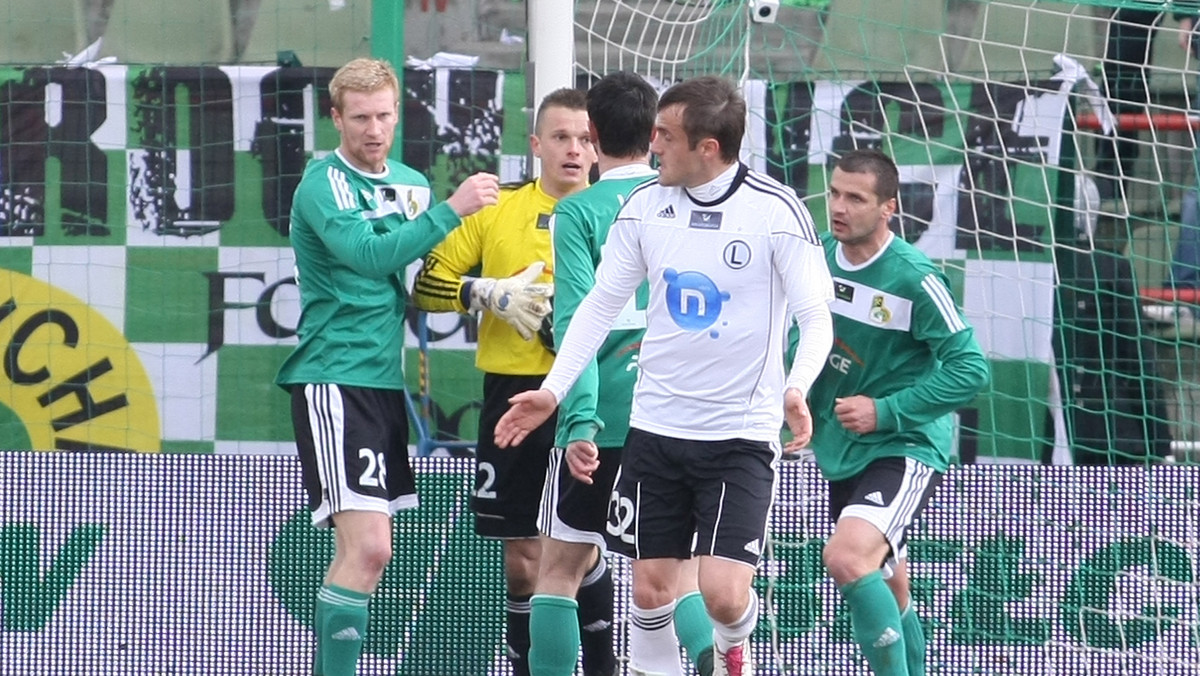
657, 76, 744, 163
535, 87, 588, 134
835, 149, 900, 203
587, 72, 658, 159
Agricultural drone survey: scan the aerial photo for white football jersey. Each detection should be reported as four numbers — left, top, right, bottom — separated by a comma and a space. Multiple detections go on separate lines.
543, 163, 834, 442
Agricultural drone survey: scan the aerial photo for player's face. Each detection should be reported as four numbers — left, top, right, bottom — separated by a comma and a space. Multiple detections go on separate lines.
651, 104, 706, 187
332, 87, 398, 174
532, 105, 594, 199
828, 167, 896, 246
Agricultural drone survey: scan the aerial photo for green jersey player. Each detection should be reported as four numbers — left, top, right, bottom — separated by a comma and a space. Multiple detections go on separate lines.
809, 148, 989, 676
275, 58, 499, 676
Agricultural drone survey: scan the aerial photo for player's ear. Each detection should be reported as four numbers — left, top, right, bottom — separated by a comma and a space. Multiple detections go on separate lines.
881, 196, 898, 222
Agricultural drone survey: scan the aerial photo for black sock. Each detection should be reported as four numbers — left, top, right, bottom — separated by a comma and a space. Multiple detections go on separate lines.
576, 555, 616, 676
506, 592, 532, 676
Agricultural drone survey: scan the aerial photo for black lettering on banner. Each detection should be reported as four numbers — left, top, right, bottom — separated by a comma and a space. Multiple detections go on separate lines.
5, 307, 79, 385
402, 68, 501, 188
129, 67, 235, 237
38, 358, 129, 431
956, 81, 1049, 252
256, 277, 299, 340
882, 83, 945, 242
251, 67, 336, 236
766, 81, 812, 196
0, 67, 109, 236
831, 82, 947, 159
201, 272, 299, 360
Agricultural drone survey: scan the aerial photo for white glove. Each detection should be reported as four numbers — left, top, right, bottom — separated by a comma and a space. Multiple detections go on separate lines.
466, 261, 554, 340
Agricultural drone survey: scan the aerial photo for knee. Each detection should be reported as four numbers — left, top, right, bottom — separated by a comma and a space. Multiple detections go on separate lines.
631, 574, 675, 610
700, 587, 748, 625
504, 540, 542, 591
823, 539, 863, 585
348, 537, 393, 581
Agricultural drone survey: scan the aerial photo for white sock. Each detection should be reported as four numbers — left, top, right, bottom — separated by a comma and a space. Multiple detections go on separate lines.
712, 590, 758, 653
630, 601, 683, 676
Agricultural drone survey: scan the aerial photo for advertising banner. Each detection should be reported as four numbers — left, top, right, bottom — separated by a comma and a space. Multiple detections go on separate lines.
0, 455, 1195, 675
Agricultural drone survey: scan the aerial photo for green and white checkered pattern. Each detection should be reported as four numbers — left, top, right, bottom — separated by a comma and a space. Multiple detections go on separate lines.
0, 66, 1070, 459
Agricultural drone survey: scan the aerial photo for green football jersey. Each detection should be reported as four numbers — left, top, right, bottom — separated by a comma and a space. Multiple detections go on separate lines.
276, 151, 461, 390
550, 165, 655, 449
808, 232, 990, 480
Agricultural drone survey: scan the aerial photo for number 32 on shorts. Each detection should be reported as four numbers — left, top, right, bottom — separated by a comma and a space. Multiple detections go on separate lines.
606, 490, 635, 544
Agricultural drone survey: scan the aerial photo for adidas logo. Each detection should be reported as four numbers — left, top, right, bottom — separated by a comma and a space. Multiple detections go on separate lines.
743, 539, 761, 556
656, 204, 676, 219
581, 619, 611, 632
864, 491, 885, 506
873, 627, 901, 648
331, 627, 362, 641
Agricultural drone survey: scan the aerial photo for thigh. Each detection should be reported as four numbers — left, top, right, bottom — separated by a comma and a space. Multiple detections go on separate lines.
292, 383, 417, 529
472, 373, 556, 538
691, 438, 779, 567
539, 445, 622, 551
836, 456, 942, 557
605, 429, 693, 560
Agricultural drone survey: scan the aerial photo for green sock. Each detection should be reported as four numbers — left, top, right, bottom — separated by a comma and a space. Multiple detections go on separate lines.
673, 591, 715, 674
900, 603, 926, 676
529, 595, 581, 676
840, 571, 907, 676
316, 585, 370, 676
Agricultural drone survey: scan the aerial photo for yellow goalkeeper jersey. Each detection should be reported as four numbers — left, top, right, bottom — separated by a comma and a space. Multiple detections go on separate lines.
412, 180, 558, 376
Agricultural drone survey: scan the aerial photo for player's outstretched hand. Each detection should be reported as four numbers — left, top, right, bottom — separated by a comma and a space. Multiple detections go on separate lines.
446, 172, 500, 217
834, 395, 878, 434
565, 440, 600, 484
467, 261, 554, 340
783, 387, 812, 453
494, 388, 558, 448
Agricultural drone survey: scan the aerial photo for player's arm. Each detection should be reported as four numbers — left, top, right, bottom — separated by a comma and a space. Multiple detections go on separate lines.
411, 210, 486, 313
775, 227, 834, 450
412, 190, 554, 339
295, 175, 457, 278
775, 226, 835, 398
873, 272, 991, 432
540, 212, 646, 403
550, 206, 605, 445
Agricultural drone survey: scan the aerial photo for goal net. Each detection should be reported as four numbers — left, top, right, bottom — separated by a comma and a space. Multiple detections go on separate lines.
0, 0, 1196, 674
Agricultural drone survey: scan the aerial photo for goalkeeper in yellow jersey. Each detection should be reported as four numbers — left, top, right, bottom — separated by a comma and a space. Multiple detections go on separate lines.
411, 88, 613, 676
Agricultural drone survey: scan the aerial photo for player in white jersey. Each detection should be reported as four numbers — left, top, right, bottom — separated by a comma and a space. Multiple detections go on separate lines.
494, 76, 835, 676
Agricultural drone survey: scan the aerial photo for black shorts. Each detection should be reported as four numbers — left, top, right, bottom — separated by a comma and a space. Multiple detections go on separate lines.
472, 372, 556, 538
538, 444, 623, 551
605, 428, 779, 566
828, 456, 942, 564
291, 383, 417, 529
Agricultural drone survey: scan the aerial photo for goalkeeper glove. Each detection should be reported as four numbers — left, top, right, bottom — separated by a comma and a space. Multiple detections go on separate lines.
465, 261, 554, 340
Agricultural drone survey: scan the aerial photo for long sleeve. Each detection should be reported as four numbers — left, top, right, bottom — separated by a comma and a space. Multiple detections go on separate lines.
542, 215, 645, 402
551, 208, 604, 443
873, 273, 991, 432
292, 171, 461, 278
776, 230, 835, 396
410, 209, 486, 313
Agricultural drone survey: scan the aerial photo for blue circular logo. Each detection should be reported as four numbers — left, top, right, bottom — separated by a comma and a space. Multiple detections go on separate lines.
663, 268, 730, 332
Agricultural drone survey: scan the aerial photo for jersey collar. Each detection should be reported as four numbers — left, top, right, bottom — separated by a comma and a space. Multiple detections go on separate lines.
685, 162, 747, 207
